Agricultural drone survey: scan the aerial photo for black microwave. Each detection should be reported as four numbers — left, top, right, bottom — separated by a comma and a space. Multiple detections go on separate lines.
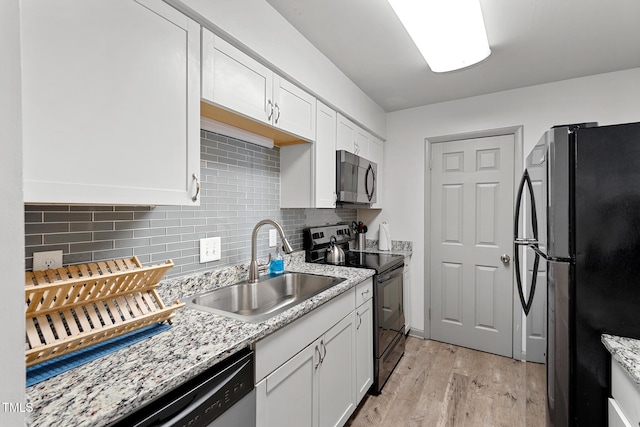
336, 150, 377, 205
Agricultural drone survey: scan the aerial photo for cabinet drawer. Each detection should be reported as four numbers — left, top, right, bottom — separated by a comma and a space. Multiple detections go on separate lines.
355, 278, 373, 307
611, 361, 640, 426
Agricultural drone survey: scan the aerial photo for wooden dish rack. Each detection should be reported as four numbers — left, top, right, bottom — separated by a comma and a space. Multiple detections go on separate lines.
25, 256, 183, 367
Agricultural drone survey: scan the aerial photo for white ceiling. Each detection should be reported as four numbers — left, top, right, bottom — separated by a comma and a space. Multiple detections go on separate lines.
266, 0, 640, 112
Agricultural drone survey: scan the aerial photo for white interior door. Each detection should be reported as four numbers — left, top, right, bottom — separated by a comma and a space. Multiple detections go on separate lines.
430, 134, 515, 357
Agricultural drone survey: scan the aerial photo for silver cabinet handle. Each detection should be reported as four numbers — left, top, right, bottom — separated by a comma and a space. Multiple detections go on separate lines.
314, 344, 321, 370
274, 103, 281, 124
191, 173, 200, 202
356, 311, 362, 330
361, 289, 370, 298
267, 99, 274, 121
320, 340, 326, 363
501, 254, 511, 264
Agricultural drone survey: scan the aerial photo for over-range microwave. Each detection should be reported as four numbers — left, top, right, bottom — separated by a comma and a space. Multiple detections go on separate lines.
336, 150, 377, 205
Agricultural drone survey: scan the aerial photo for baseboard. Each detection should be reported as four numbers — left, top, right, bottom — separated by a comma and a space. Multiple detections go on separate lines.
407, 328, 425, 339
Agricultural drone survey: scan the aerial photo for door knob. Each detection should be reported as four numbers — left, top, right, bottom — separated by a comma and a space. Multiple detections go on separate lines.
501, 254, 511, 264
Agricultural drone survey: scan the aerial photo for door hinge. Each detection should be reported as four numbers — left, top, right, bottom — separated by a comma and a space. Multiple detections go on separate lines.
428, 308, 431, 320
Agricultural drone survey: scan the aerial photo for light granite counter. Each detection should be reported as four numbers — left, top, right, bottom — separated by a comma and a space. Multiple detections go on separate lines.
357, 239, 413, 258
602, 334, 640, 391
26, 251, 374, 427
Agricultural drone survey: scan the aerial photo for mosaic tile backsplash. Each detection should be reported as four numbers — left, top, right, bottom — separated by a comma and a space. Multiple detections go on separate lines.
24, 130, 356, 277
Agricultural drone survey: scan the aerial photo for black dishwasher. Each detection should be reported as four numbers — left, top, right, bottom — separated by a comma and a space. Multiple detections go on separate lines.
109, 348, 255, 427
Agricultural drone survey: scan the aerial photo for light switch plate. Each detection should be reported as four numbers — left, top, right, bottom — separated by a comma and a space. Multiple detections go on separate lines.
33, 250, 63, 270
200, 237, 221, 263
269, 229, 277, 247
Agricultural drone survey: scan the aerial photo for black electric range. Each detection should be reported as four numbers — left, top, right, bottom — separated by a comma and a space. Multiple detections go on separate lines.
302, 224, 405, 395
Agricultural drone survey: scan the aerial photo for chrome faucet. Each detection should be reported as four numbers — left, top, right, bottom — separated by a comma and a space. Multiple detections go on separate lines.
249, 219, 294, 283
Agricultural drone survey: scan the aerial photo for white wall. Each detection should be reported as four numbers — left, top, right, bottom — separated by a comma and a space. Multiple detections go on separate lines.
0, 0, 26, 424
379, 68, 640, 334
170, 0, 387, 139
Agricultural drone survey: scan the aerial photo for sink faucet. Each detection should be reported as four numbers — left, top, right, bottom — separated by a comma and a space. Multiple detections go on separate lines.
249, 219, 294, 283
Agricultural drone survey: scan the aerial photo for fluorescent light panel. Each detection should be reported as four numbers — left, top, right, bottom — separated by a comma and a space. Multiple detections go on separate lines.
388, 0, 491, 73
200, 117, 274, 148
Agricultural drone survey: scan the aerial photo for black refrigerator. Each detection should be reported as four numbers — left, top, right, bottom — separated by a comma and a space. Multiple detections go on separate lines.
514, 122, 640, 426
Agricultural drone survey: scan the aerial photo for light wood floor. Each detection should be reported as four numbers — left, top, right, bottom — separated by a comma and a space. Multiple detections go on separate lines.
346, 337, 546, 427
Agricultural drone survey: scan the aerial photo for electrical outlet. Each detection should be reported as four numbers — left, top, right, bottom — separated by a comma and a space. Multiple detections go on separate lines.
269, 229, 277, 247
200, 237, 221, 263
33, 250, 63, 270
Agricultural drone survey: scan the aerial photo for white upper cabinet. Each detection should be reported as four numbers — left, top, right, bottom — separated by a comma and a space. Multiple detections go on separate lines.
21, 0, 201, 205
355, 127, 370, 159
280, 101, 336, 208
314, 102, 338, 208
273, 76, 316, 141
202, 29, 315, 141
337, 113, 385, 208
202, 29, 272, 125
368, 136, 384, 209
337, 113, 359, 155
337, 113, 372, 159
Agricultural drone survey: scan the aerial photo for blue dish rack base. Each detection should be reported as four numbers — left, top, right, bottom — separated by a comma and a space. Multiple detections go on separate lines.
27, 323, 171, 387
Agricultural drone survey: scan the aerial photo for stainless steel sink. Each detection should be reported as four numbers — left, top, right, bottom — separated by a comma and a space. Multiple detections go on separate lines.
184, 272, 345, 323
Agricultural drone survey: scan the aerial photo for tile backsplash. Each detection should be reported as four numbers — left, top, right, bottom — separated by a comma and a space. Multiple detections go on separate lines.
24, 130, 356, 277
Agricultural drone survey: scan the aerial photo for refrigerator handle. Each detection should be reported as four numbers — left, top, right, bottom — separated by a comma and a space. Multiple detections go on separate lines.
513, 169, 541, 316
514, 170, 538, 240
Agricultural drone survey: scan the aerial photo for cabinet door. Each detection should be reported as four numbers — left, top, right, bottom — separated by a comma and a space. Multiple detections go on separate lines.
273, 75, 316, 141
314, 102, 337, 208
202, 29, 273, 125
257, 339, 320, 427
22, 0, 200, 205
337, 113, 357, 154
318, 314, 356, 427
369, 136, 384, 208
355, 299, 374, 403
280, 100, 335, 208
355, 128, 370, 159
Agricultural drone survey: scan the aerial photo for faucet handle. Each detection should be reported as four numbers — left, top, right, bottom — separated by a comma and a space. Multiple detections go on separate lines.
258, 253, 272, 273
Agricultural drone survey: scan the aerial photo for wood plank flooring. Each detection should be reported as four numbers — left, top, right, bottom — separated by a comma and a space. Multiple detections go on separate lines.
346, 337, 546, 427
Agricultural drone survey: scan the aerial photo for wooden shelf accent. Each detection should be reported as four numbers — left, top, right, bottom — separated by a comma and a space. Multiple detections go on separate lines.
25, 257, 182, 367
200, 100, 308, 147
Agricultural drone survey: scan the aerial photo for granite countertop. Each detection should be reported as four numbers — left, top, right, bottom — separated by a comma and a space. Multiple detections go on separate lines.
602, 334, 640, 391
356, 239, 413, 258
26, 252, 374, 427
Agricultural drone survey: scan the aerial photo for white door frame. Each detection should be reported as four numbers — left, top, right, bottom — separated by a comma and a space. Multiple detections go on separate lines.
423, 126, 524, 358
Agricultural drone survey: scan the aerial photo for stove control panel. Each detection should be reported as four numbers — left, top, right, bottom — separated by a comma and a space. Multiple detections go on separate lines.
303, 224, 353, 251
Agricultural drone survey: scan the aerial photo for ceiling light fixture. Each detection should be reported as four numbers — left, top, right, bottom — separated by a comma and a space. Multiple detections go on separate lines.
387, 0, 491, 73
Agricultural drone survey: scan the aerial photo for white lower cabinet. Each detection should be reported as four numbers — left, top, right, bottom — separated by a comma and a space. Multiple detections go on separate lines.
318, 314, 357, 427
255, 278, 373, 427
256, 340, 318, 427
256, 313, 356, 427
355, 298, 373, 402
609, 360, 640, 427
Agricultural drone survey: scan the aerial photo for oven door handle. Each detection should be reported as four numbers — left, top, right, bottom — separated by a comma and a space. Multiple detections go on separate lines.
376, 263, 404, 282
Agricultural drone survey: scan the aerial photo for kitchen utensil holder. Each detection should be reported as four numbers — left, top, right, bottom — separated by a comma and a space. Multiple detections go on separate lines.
357, 233, 366, 250
25, 256, 182, 367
